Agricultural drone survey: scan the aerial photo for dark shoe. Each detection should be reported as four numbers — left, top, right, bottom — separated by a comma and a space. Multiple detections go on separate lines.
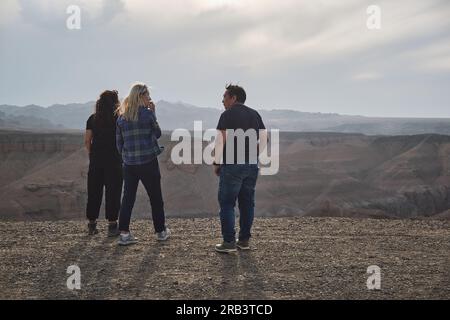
88, 222, 98, 235
236, 239, 250, 250
107, 222, 120, 237
215, 241, 237, 253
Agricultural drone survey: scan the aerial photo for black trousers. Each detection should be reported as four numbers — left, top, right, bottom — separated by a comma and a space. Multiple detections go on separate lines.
86, 163, 123, 222
119, 159, 165, 233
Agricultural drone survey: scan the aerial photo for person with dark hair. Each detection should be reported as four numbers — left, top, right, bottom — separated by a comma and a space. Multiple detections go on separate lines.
213, 84, 267, 253
222, 84, 246, 108
85, 90, 123, 236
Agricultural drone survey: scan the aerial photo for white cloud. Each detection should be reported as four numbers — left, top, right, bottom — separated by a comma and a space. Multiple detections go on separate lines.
1, 0, 450, 116
5, 0, 125, 30
403, 38, 450, 73
108, 0, 450, 72
352, 72, 383, 81
0, 0, 20, 26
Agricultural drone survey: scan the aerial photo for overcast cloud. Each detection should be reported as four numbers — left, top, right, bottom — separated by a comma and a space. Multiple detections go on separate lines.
1, 0, 449, 117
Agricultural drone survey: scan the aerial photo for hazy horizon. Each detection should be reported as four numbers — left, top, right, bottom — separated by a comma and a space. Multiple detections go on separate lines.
1, 0, 450, 117
3, 98, 450, 119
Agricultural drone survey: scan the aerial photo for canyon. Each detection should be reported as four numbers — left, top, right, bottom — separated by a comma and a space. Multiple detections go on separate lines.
1, 130, 450, 220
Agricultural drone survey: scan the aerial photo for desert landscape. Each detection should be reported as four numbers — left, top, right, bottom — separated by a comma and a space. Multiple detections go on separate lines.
1, 217, 449, 299
2, 0, 450, 302
1, 128, 450, 220
1, 103, 449, 300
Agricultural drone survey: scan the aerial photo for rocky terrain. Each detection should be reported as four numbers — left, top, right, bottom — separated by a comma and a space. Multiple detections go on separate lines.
1, 130, 450, 220
0, 217, 448, 299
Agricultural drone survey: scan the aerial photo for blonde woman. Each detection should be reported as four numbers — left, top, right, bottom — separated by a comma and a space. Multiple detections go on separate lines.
116, 83, 170, 245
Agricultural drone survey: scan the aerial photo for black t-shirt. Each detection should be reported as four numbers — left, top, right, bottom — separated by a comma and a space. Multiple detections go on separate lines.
216, 104, 266, 164
86, 114, 121, 166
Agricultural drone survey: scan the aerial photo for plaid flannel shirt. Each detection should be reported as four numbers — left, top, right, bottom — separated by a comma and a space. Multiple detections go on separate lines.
116, 106, 163, 165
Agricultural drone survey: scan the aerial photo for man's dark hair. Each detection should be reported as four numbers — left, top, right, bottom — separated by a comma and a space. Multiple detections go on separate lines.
226, 84, 246, 103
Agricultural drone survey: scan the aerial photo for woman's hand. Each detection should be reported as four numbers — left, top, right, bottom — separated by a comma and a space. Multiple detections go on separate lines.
148, 100, 156, 112
141, 90, 155, 112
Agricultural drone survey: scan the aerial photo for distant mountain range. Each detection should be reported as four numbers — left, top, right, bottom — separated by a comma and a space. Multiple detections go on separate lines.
1, 101, 450, 135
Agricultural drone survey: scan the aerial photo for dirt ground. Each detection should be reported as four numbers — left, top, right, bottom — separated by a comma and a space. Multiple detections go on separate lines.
0, 217, 449, 299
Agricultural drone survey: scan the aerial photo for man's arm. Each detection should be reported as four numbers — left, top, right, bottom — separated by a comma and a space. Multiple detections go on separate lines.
214, 129, 227, 162
213, 129, 227, 176
213, 112, 229, 175
256, 112, 268, 157
258, 129, 268, 157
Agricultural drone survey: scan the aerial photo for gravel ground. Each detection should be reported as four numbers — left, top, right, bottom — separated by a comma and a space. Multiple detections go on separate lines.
0, 217, 449, 299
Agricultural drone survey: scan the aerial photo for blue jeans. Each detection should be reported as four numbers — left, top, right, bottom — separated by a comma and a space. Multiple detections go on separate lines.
218, 164, 259, 243
119, 158, 165, 233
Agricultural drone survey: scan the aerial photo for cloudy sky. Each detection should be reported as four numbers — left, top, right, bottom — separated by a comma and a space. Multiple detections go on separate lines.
1, 0, 449, 117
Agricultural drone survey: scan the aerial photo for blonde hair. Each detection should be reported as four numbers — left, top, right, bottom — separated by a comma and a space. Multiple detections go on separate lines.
117, 83, 149, 121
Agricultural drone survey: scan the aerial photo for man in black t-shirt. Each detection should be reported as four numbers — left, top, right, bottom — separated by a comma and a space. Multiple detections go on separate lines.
213, 84, 266, 253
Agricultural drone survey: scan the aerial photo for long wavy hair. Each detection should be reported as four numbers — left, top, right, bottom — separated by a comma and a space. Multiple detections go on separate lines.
118, 83, 149, 121
94, 90, 119, 127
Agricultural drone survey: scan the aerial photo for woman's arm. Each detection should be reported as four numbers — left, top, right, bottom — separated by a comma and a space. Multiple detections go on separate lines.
147, 102, 162, 139
116, 122, 124, 156
153, 118, 162, 139
84, 129, 93, 153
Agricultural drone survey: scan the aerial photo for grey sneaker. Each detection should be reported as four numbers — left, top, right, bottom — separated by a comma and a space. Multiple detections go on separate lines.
236, 239, 250, 250
107, 222, 120, 237
156, 227, 171, 241
118, 233, 138, 246
215, 241, 237, 253
88, 222, 98, 235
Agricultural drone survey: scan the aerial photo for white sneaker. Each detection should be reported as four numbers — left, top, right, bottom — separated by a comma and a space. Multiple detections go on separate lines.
118, 233, 138, 246
156, 227, 171, 241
